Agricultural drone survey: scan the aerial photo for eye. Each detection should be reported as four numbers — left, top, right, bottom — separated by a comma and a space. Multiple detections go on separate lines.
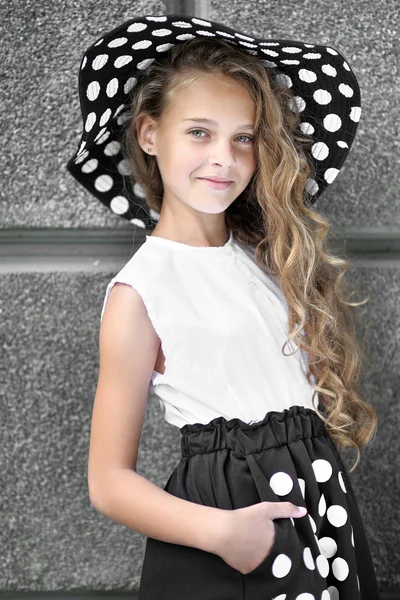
188, 129, 253, 143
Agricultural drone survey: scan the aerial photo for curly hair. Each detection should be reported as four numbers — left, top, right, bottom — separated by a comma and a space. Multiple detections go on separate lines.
119, 36, 378, 473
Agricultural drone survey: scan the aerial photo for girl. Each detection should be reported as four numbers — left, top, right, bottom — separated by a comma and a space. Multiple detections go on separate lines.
67, 14, 381, 600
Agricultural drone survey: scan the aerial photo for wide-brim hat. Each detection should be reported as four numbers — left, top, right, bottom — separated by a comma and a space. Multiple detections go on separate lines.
66, 13, 362, 231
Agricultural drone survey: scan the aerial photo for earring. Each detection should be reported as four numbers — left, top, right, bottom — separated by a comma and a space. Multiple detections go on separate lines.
148, 148, 152, 152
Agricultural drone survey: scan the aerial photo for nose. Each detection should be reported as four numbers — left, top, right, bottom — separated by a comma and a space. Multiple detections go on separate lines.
208, 139, 236, 169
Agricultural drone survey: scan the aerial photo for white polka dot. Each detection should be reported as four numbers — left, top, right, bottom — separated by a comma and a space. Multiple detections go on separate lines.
318, 493, 327, 517
316, 553, 330, 578
343, 61, 350, 71
317, 536, 337, 558
303, 53, 321, 59
146, 15, 167, 21
321, 64, 337, 77
272, 595, 287, 600
192, 17, 211, 26
81, 158, 98, 173
261, 60, 277, 68
299, 69, 317, 83
94, 127, 108, 142
323, 113, 342, 132
308, 513, 317, 533
74, 150, 88, 164
270, 472, 294, 496
311, 142, 329, 161
137, 58, 155, 70
92, 54, 109, 70
86, 81, 100, 101
261, 48, 279, 57
321, 591, 331, 600
328, 586, 339, 600
282, 46, 302, 53
124, 77, 137, 94
300, 122, 315, 135
350, 106, 362, 122
337, 140, 349, 148
313, 89, 332, 105
133, 39, 153, 50
236, 33, 255, 41
324, 168, 340, 183
95, 130, 111, 145
94, 38, 103, 47
106, 77, 119, 98
332, 556, 349, 581
114, 55, 133, 68
339, 83, 354, 97
304, 44, 315, 48
327, 505, 348, 527
104, 141, 121, 156
76, 141, 86, 155
275, 73, 293, 87
100, 109, 112, 127
84, 112, 96, 132
114, 104, 126, 117
303, 547, 316, 570
305, 178, 319, 195
94, 174, 113, 192
280, 59, 300, 65
298, 478, 306, 498
149, 208, 160, 221
326, 47, 338, 55
156, 42, 175, 52
110, 195, 130, 214
130, 217, 147, 228
134, 183, 146, 198
127, 22, 148, 32
117, 159, 132, 176
295, 594, 315, 600
351, 525, 355, 547
117, 112, 131, 126
312, 459, 333, 482
289, 96, 306, 112
107, 37, 128, 48
271, 553, 292, 578
81, 55, 87, 69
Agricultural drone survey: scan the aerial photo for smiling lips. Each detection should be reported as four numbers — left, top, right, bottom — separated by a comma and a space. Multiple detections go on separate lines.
198, 178, 233, 190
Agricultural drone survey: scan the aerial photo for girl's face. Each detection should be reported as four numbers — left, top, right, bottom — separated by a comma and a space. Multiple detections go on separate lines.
142, 74, 256, 219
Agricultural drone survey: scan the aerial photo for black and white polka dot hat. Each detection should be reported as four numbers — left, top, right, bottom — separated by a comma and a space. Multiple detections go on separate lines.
66, 13, 362, 231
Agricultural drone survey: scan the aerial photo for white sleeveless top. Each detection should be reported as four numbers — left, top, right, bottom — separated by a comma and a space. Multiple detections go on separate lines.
100, 229, 318, 429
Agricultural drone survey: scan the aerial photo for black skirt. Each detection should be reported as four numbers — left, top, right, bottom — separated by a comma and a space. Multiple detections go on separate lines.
138, 405, 380, 600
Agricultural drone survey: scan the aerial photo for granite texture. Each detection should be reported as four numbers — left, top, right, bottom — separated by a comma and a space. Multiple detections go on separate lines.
0, 0, 398, 228
0, 266, 398, 591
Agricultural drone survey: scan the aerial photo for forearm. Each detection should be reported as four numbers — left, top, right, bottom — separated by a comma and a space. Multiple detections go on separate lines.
89, 468, 229, 555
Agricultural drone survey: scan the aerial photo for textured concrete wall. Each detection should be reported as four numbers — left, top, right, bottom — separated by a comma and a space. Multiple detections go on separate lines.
1, 0, 399, 595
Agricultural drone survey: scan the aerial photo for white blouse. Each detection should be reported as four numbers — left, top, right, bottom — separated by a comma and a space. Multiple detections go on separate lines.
100, 229, 319, 429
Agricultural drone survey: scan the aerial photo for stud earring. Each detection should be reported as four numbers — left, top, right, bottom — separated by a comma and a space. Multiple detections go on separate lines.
148, 148, 152, 152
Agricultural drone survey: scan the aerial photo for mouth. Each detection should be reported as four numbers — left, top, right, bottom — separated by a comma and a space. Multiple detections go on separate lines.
198, 178, 233, 190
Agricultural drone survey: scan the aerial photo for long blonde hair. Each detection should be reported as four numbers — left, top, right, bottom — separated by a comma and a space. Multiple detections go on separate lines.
119, 36, 378, 472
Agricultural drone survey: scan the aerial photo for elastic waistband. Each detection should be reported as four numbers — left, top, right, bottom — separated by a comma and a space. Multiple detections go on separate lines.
179, 405, 328, 458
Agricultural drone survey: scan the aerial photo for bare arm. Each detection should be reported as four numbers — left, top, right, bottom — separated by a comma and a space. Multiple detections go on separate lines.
89, 282, 228, 556
91, 468, 228, 555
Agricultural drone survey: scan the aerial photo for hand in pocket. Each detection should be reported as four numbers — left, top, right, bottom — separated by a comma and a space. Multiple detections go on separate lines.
216, 501, 307, 575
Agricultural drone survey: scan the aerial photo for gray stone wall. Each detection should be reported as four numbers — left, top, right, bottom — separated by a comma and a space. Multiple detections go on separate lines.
1, 0, 399, 596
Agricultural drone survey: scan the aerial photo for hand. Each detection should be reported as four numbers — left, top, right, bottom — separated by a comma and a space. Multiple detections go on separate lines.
216, 501, 307, 575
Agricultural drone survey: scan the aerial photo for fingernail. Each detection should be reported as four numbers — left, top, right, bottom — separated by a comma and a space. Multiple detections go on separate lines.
297, 506, 307, 515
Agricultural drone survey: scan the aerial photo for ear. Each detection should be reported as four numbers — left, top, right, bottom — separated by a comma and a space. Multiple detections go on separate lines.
135, 113, 156, 151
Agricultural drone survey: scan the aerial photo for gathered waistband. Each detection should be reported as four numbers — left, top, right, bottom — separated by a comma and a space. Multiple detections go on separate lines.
179, 405, 328, 458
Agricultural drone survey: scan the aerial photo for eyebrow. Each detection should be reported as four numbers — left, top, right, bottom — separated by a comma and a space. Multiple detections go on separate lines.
182, 118, 254, 130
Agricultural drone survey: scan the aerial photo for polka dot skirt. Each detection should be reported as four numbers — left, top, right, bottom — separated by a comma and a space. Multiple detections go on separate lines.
138, 405, 380, 600
66, 14, 362, 230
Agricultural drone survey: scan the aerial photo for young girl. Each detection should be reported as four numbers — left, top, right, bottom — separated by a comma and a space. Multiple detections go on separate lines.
67, 14, 381, 600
